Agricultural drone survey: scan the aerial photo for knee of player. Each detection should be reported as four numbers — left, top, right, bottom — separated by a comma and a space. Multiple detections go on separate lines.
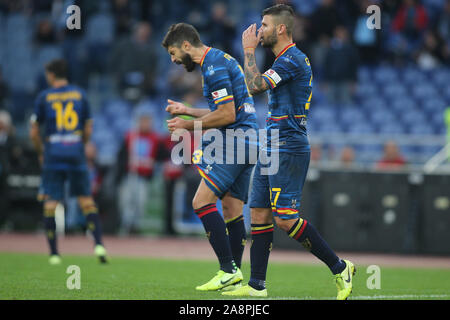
221, 203, 242, 221
43, 201, 58, 217
222, 205, 233, 221
192, 191, 217, 210
78, 197, 98, 215
273, 216, 296, 232
192, 196, 203, 211
250, 207, 272, 224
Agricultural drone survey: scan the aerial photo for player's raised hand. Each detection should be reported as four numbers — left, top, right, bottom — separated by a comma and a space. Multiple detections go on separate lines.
242, 23, 262, 51
166, 99, 187, 115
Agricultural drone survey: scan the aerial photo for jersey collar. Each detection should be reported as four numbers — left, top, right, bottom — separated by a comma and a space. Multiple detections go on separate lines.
275, 43, 295, 60
200, 47, 212, 67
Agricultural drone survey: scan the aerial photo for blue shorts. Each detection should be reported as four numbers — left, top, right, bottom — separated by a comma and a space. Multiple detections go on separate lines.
193, 150, 254, 203
41, 169, 91, 201
195, 161, 254, 203
192, 128, 258, 203
250, 152, 310, 220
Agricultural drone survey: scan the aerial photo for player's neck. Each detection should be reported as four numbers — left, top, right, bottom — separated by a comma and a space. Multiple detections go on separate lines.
52, 79, 69, 89
192, 45, 211, 65
272, 38, 294, 58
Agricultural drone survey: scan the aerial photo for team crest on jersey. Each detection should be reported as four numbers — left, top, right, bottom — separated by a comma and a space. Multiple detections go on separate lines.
204, 164, 213, 174
265, 69, 282, 84
207, 65, 215, 76
291, 199, 297, 209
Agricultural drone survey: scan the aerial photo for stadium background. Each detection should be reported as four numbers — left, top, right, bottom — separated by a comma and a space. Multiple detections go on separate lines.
0, 0, 449, 257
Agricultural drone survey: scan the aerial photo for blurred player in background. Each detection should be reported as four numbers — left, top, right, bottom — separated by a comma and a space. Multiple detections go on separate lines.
162, 23, 258, 291
223, 4, 355, 300
30, 59, 107, 265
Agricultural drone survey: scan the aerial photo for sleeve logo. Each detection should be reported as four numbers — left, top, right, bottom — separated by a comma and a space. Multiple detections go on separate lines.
207, 65, 215, 76
211, 88, 228, 100
264, 69, 282, 84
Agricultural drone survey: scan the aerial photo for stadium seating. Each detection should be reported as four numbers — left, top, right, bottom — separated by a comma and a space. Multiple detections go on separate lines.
0, 3, 448, 168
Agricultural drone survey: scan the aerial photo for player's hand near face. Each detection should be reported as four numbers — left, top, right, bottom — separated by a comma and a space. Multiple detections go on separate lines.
242, 24, 262, 50
166, 99, 188, 115
241, 24, 268, 95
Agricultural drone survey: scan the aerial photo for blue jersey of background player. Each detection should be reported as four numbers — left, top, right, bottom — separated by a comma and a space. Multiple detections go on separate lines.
33, 80, 90, 171
223, 4, 355, 300
30, 59, 107, 265
163, 23, 258, 290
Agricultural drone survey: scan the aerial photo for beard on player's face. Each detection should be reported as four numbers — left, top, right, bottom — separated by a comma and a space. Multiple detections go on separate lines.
261, 27, 278, 48
177, 51, 196, 72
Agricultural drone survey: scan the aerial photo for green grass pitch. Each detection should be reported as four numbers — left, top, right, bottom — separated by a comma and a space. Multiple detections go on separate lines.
1, 252, 449, 300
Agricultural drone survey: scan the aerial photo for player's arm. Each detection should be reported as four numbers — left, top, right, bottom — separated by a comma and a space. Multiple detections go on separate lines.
242, 24, 269, 95
30, 93, 45, 158
191, 100, 236, 129
81, 93, 93, 144
167, 101, 235, 132
29, 117, 44, 155
83, 119, 93, 143
166, 99, 211, 118
243, 49, 269, 95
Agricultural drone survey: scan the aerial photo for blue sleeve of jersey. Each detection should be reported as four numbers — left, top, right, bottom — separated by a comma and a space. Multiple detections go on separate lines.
33, 92, 46, 124
204, 65, 234, 106
82, 92, 92, 122
262, 56, 299, 89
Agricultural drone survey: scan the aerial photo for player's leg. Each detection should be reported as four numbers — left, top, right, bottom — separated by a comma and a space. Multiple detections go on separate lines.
223, 161, 272, 297
247, 207, 273, 292
272, 152, 355, 299
77, 194, 107, 263
71, 169, 107, 263
192, 179, 235, 272
274, 216, 346, 274
193, 179, 243, 290
193, 142, 257, 290
43, 200, 60, 264
77, 196, 102, 245
274, 215, 355, 299
41, 169, 65, 264
221, 193, 246, 269
220, 161, 254, 270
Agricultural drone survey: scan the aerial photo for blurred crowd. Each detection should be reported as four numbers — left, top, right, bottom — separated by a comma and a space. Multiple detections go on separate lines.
0, 0, 448, 110
0, 0, 449, 234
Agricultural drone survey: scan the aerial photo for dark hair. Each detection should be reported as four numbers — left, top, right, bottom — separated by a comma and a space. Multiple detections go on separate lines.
262, 4, 295, 36
162, 23, 202, 49
45, 59, 68, 79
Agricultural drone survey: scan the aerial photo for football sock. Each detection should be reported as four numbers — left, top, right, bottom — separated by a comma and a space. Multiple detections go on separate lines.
225, 214, 246, 269
288, 218, 346, 274
82, 204, 103, 246
44, 210, 58, 255
248, 223, 274, 290
195, 203, 237, 273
